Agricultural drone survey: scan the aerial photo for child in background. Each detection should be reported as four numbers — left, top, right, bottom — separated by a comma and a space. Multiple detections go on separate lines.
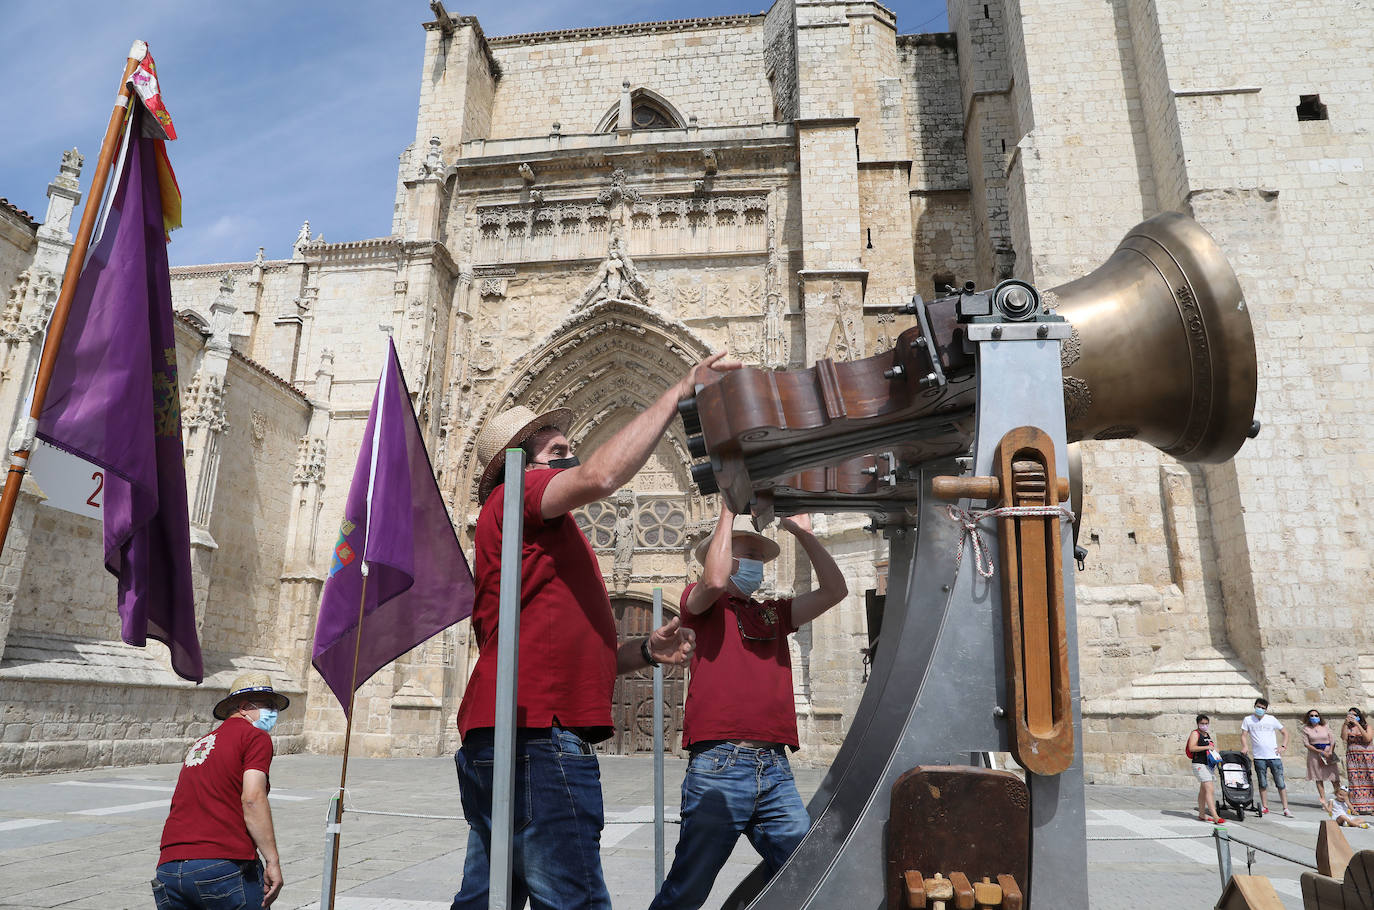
1330, 787, 1371, 828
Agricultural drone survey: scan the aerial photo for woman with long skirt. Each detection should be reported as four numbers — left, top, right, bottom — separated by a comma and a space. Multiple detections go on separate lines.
1341, 707, 1374, 815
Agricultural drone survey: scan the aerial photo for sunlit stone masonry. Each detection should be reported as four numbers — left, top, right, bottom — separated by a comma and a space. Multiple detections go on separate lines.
2, 0, 1370, 785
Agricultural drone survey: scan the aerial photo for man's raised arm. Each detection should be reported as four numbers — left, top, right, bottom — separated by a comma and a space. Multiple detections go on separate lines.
538, 352, 739, 519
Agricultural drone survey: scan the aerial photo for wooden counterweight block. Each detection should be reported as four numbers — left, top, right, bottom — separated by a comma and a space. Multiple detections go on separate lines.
995, 427, 1073, 777
887, 767, 1031, 910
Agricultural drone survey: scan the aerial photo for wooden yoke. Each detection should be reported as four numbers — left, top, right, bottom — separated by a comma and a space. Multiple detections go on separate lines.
934, 426, 1073, 776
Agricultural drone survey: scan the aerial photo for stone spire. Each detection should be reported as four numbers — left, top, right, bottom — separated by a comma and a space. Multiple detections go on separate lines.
33, 148, 84, 274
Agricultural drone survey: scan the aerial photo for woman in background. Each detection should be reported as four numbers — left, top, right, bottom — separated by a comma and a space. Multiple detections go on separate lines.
1186, 714, 1224, 824
1300, 708, 1339, 812
1341, 707, 1374, 815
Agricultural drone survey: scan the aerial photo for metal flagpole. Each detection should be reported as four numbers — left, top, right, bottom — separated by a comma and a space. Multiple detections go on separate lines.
0, 44, 144, 560
323, 571, 369, 910
324, 346, 388, 910
652, 586, 666, 889
491, 449, 526, 909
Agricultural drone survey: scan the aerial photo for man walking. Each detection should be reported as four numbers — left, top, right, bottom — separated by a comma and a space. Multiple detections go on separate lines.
154, 671, 289, 908
451, 351, 737, 910
1242, 697, 1293, 817
648, 505, 848, 910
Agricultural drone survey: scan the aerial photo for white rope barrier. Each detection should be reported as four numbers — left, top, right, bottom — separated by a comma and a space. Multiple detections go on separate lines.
1085, 833, 1213, 841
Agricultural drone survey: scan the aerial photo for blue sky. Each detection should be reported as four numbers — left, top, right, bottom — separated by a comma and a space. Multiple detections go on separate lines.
1, 1, 948, 267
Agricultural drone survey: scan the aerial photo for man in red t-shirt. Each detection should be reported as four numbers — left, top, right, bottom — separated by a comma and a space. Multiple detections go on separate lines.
154, 671, 289, 909
451, 351, 738, 910
649, 505, 847, 910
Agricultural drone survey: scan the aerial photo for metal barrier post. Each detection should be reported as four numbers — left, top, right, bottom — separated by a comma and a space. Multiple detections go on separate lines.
653, 586, 666, 890
1214, 826, 1232, 890
320, 793, 340, 910
491, 450, 526, 910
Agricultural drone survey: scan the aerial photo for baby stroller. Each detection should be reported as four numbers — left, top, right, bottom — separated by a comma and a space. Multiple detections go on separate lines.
1217, 750, 1260, 820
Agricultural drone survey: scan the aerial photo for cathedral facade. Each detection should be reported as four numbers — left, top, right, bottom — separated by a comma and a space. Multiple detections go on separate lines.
1, 0, 1370, 786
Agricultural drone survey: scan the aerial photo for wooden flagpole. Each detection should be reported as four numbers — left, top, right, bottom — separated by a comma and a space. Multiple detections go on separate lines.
0, 44, 145, 560
324, 569, 370, 910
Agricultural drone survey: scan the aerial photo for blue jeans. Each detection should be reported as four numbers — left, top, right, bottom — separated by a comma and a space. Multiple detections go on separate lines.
649, 743, 811, 910
1253, 757, 1286, 790
152, 858, 264, 909
451, 726, 611, 910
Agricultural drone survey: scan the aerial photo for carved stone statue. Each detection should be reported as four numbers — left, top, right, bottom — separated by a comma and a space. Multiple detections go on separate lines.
421, 136, 444, 177
575, 233, 650, 310
612, 500, 636, 593
292, 220, 311, 259
576, 253, 635, 309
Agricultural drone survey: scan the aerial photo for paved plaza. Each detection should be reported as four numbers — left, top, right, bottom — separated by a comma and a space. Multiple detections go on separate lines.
0, 752, 1368, 909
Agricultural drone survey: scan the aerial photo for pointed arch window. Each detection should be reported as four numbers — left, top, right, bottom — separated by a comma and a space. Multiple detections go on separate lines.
597, 89, 686, 132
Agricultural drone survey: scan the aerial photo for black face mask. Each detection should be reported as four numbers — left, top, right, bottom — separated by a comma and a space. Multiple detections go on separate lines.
535, 456, 580, 469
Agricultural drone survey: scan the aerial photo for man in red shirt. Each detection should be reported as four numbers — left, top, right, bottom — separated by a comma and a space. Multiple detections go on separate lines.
154, 671, 288, 909
451, 351, 737, 910
648, 505, 847, 910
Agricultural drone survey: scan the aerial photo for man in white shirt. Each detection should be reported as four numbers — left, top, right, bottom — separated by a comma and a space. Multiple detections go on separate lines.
1241, 697, 1292, 817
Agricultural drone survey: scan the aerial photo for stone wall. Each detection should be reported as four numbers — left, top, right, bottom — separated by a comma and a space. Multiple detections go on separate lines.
486, 18, 773, 138
0, 313, 313, 774
953, 0, 1374, 784
9, 0, 1368, 781
0, 202, 37, 305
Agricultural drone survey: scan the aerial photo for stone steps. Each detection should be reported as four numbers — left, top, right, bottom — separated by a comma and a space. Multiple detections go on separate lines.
1116, 648, 1261, 703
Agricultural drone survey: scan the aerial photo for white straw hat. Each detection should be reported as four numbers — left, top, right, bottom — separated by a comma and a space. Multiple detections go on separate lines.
214, 671, 290, 720
691, 515, 781, 565
475, 405, 574, 502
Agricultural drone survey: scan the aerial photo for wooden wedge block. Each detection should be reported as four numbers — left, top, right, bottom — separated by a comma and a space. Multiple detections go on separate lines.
1316, 819, 1354, 880
948, 871, 975, 910
905, 870, 927, 909
996, 874, 1023, 910
1215, 874, 1284, 910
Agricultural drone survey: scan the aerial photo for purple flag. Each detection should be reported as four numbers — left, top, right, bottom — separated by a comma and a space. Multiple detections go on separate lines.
36, 104, 202, 683
312, 339, 474, 713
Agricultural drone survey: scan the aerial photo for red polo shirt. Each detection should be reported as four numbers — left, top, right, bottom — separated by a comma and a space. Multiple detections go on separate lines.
159, 717, 272, 864
680, 583, 799, 749
457, 468, 618, 740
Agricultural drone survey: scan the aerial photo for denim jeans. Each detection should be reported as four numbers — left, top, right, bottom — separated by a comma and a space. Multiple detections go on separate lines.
450, 726, 611, 910
1253, 756, 1286, 790
152, 858, 264, 910
649, 742, 812, 910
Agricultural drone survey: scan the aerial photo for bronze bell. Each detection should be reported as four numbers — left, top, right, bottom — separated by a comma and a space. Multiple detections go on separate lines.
1052, 211, 1258, 464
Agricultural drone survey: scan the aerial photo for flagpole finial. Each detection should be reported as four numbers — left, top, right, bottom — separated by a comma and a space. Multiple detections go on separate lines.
129, 41, 148, 62
361, 560, 369, 577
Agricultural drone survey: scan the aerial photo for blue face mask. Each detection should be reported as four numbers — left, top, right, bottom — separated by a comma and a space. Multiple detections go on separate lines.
253, 707, 278, 733
1254, 707, 1266, 717
1310, 715, 1321, 725
730, 558, 764, 597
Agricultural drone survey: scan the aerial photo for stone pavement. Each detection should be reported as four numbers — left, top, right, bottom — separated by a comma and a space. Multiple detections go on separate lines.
0, 752, 1370, 909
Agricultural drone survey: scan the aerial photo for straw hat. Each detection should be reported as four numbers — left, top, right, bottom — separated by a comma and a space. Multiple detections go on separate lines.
214, 671, 290, 720
475, 405, 574, 503
692, 515, 781, 565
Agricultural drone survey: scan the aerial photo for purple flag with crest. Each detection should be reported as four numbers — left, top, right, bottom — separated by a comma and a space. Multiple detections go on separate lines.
36, 104, 202, 683
312, 339, 474, 713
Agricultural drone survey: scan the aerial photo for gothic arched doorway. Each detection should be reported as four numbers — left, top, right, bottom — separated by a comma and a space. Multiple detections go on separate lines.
599, 596, 686, 755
